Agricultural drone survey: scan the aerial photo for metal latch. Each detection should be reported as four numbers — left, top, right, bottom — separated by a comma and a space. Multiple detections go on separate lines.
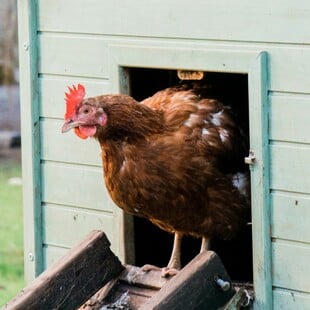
245, 149, 256, 165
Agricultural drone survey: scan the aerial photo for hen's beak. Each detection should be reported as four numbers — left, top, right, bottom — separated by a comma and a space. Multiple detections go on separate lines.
61, 120, 79, 133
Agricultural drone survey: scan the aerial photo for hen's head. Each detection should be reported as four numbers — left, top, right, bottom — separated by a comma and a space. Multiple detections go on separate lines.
61, 84, 107, 139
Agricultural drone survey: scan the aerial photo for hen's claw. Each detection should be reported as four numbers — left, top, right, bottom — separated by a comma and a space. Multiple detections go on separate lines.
141, 264, 179, 278
161, 267, 179, 277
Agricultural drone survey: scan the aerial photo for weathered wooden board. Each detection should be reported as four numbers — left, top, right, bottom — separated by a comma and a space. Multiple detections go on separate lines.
270, 143, 310, 194
82, 251, 236, 309
81, 266, 170, 309
39, 76, 110, 119
140, 251, 235, 310
3, 230, 124, 310
272, 240, 310, 293
271, 191, 310, 243
269, 94, 310, 144
42, 204, 114, 248
41, 162, 113, 211
41, 119, 102, 166
273, 288, 310, 310
37, 0, 310, 45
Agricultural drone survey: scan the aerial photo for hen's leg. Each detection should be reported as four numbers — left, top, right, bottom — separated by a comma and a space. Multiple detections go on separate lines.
200, 236, 210, 253
142, 232, 183, 278
161, 232, 183, 277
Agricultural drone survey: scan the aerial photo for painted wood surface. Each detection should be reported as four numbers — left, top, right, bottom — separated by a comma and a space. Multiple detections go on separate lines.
39, 34, 109, 78
41, 119, 102, 166
37, 0, 310, 44
38, 33, 310, 94
269, 94, 310, 144
42, 204, 114, 248
43, 245, 68, 268
270, 143, 310, 194
17, 0, 43, 281
247, 52, 272, 310
273, 288, 310, 310
271, 192, 310, 243
272, 240, 310, 293
41, 162, 112, 212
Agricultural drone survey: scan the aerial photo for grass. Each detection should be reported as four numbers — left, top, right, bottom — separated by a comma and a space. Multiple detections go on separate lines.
0, 155, 25, 306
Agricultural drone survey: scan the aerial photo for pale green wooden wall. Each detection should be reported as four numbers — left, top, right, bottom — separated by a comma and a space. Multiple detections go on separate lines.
18, 0, 310, 309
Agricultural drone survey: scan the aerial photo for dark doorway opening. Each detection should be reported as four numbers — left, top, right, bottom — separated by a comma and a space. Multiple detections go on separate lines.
126, 67, 252, 283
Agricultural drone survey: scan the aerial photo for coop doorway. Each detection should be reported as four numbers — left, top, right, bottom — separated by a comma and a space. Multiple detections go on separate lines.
124, 67, 253, 283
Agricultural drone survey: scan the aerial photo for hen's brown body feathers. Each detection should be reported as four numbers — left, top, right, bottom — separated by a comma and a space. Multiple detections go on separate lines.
95, 84, 250, 241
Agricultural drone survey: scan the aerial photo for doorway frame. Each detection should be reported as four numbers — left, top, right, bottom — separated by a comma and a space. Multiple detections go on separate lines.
109, 43, 270, 309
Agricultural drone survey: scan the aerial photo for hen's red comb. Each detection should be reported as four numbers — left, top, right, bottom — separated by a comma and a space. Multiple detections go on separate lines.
64, 84, 86, 120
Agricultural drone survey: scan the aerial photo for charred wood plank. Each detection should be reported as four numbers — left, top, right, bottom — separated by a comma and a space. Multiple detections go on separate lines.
3, 230, 124, 310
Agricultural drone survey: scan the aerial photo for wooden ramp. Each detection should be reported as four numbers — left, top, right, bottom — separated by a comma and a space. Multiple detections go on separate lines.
3, 230, 253, 310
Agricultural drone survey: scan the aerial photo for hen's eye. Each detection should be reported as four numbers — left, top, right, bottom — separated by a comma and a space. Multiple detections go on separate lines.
83, 108, 89, 114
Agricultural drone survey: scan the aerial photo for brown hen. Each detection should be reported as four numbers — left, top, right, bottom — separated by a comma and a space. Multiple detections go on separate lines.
62, 83, 250, 277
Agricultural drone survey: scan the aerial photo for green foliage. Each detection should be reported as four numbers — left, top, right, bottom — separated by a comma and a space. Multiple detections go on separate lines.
0, 160, 24, 306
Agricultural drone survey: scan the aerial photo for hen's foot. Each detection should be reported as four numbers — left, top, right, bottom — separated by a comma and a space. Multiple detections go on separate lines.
161, 266, 179, 277
141, 264, 179, 278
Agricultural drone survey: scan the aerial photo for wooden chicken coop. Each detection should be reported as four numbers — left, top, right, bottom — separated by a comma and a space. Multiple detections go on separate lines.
18, 0, 309, 309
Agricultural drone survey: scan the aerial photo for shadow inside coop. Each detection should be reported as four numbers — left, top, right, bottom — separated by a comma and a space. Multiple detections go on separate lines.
127, 67, 253, 283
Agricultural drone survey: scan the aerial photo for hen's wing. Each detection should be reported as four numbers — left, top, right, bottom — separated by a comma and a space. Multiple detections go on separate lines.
142, 84, 248, 174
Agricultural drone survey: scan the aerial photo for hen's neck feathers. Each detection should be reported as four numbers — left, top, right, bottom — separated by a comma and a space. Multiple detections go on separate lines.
95, 94, 164, 143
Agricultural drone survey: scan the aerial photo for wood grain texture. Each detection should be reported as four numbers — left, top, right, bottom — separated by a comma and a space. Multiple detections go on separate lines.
3, 230, 124, 310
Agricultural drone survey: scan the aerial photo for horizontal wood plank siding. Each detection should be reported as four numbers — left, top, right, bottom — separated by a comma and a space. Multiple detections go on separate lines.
41, 162, 113, 212
272, 240, 310, 293
271, 192, 310, 243
43, 245, 69, 268
38, 33, 310, 94
273, 288, 310, 310
39, 34, 109, 78
37, 0, 310, 44
41, 119, 102, 166
269, 94, 310, 144
42, 204, 114, 248
270, 143, 310, 194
